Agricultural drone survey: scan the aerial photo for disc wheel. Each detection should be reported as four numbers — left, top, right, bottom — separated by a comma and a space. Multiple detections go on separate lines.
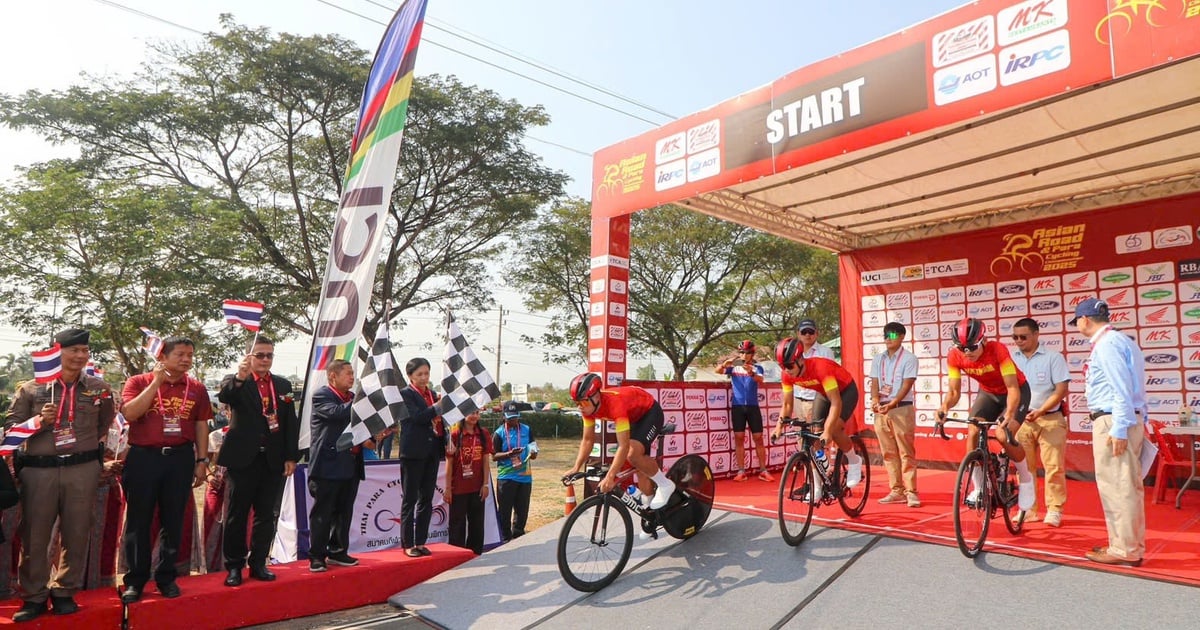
952, 451, 991, 558
661, 454, 714, 540
778, 452, 815, 546
556, 493, 633, 592
835, 435, 871, 517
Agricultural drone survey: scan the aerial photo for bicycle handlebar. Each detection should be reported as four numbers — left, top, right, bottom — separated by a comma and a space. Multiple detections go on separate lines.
935, 412, 1019, 446
561, 468, 601, 486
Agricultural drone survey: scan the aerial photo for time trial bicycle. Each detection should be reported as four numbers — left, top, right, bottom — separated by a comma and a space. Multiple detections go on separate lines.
773, 418, 871, 546
936, 412, 1025, 558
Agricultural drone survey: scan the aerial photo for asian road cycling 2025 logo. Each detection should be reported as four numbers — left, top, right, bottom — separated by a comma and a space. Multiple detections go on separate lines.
990, 223, 1086, 277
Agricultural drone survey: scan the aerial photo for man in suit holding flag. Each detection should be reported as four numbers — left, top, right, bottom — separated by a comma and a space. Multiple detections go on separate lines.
4, 328, 115, 622
306, 359, 364, 572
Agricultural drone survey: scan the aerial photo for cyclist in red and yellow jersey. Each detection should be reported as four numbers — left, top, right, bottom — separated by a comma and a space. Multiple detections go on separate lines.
935, 317, 1035, 509
769, 338, 864, 488
564, 374, 675, 509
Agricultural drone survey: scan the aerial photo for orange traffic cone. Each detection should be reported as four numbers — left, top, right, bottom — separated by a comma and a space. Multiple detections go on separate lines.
564, 483, 577, 516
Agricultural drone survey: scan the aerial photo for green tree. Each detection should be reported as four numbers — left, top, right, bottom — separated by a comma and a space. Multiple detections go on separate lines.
513, 202, 840, 380
635, 363, 657, 380
0, 353, 34, 394
0, 18, 566, 350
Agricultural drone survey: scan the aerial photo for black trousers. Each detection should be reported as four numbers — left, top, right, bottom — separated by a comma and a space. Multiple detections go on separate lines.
223, 452, 285, 569
496, 479, 531, 541
448, 491, 485, 554
399, 456, 439, 548
121, 444, 195, 588
307, 476, 360, 560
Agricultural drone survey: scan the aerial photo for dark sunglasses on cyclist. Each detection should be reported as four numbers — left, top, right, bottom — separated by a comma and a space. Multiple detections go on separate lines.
1011, 334, 1029, 341
955, 343, 979, 353
799, 329, 816, 336
252, 352, 275, 360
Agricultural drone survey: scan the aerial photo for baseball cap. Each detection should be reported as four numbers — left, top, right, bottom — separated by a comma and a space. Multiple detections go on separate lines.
795, 319, 817, 333
1068, 298, 1108, 325
502, 401, 521, 419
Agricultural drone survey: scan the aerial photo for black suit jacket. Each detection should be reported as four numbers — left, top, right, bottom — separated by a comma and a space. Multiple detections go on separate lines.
309, 385, 364, 481
398, 386, 444, 461
216, 373, 299, 471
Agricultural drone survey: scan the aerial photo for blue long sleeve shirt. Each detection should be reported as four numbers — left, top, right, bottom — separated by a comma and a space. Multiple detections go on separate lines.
1084, 326, 1147, 439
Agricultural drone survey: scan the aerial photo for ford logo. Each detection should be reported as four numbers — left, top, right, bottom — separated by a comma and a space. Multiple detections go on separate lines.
1188, 375, 1200, 386
1145, 353, 1178, 364
1032, 300, 1059, 310
999, 284, 1023, 294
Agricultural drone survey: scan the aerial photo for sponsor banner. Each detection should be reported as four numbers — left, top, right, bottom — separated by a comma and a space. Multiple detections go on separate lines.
886, 293, 912, 309
1186, 370, 1200, 390
1029, 297, 1061, 313
887, 309, 912, 325
912, 289, 939, 307
862, 268, 901, 286
1153, 225, 1195, 249
1184, 325, 1200, 347
1139, 327, 1179, 348
863, 310, 888, 328
1108, 308, 1136, 329
1180, 259, 1200, 280
707, 388, 728, 409
997, 298, 1028, 317
918, 358, 941, 375
1029, 275, 1062, 296
1099, 287, 1135, 309
1039, 334, 1064, 353
1181, 303, 1200, 324
967, 301, 996, 319
862, 294, 886, 311
999, 0, 1070, 46
933, 14, 995, 68
1137, 262, 1175, 284
999, 28, 1072, 87
1062, 270, 1096, 292
1179, 282, 1200, 303
1098, 266, 1135, 287
1138, 283, 1177, 305
708, 410, 731, 432
938, 304, 966, 321
939, 286, 966, 303
913, 323, 940, 342
1033, 313, 1063, 333
1139, 304, 1178, 327
934, 54, 997, 106
1145, 370, 1183, 392
1116, 232, 1151, 254
967, 283, 995, 301
997, 280, 1027, 297
1144, 349, 1182, 368
684, 388, 708, 410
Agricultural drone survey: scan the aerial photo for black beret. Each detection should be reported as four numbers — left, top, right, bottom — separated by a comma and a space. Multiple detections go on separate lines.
53, 328, 90, 348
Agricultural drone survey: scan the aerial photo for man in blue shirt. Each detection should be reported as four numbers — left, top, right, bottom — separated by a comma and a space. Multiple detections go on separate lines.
868, 322, 920, 507
492, 402, 537, 541
1011, 318, 1071, 527
717, 340, 771, 482
1071, 298, 1147, 567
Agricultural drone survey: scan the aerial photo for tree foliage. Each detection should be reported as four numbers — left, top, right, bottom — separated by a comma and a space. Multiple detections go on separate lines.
0, 18, 566, 367
512, 201, 840, 380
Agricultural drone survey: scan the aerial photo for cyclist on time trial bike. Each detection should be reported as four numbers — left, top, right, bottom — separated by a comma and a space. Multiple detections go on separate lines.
770, 338, 864, 488
935, 317, 1035, 510
564, 373, 676, 509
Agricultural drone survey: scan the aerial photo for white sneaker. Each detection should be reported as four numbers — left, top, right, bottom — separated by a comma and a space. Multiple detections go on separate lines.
965, 487, 982, 507
845, 461, 863, 488
1018, 480, 1036, 511
650, 478, 676, 509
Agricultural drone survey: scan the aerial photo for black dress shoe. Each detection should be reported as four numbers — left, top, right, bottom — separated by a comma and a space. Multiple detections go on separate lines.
224, 569, 243, 587
50, 595, 78, 615
157, 581, 181, 598
12, 600, 47, 622
120, 585, 143, 604
249, 565, 276, 581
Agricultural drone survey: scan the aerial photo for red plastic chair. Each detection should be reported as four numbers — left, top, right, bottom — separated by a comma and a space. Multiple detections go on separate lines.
1148, 420, 1199, 504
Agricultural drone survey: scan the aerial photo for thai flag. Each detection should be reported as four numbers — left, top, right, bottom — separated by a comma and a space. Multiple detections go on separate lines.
223, 300, 264, 332
32, 344, 62, 384
140, 326, 164, 359
0, 417, 40, 454
84, 361, 104, 378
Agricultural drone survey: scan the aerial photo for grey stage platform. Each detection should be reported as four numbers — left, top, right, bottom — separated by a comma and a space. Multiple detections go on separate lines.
381, 510, 1197, 630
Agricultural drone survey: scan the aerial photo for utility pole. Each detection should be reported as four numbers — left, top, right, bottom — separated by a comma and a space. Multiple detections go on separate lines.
495, 308, 508, 393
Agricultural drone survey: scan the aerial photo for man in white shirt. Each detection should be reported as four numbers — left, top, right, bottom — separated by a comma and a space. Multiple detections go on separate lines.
793, 318, 835, 421
1010, 317, 1071, 528
869, 322, 920, 507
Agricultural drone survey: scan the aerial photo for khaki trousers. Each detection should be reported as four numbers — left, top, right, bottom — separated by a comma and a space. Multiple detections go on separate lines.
1091, 414, 1145, 560
1016, 411, 1068, 512
874, 404, 917, 494
17, 461, 102, 602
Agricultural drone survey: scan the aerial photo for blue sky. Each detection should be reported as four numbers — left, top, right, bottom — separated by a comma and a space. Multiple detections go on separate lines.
0, 0, 966, 385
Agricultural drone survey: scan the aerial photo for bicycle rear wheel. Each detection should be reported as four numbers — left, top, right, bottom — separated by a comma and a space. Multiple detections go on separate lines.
556, 493, 633, 592
836, 435, 871, 517
952, 451, 991, 558
661, 454, 714, 539
778, 452, 815, 546
999, 456, 1026, 535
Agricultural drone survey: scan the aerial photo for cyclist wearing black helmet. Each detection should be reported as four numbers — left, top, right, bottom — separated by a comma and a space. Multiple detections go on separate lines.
717, 340, 772, 482
935, 317, 1035, 510
564, 373, 675, 509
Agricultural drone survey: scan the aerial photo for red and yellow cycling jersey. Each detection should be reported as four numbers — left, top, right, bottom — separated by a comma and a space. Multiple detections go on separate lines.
583, 386, 656, 433
947, 340, 1027, 395
781, 357, 854, 397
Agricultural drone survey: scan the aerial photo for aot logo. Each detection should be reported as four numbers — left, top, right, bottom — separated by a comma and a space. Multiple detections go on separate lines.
1145, 351, 1181, 366
999, 0, 1068, 46
1066, 353, 1087, 369
968, 302, 996, 318
933, 55, 997, 106
939, 287, 966, 303
686, 148, 721, 182
1147, 395, 1184, 411
653, 160, 687, 192
932, 15, 995, 68
998, 282, 1026, 296
655, 132, 685, 164
999, 29, 1070, 86
1031, 299, 1060, 313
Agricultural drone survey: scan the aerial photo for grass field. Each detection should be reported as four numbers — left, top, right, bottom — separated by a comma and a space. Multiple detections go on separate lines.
524, 437, 583, 532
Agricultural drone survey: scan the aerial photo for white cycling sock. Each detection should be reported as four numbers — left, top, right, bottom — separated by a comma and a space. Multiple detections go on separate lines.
845, 451, 862, 465
651, 470, 672, 488
1015, 459, 1033, 483
971, 466, 984, 493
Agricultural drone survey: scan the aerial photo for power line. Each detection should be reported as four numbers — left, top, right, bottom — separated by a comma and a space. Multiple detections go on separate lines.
92, 0, 207, 35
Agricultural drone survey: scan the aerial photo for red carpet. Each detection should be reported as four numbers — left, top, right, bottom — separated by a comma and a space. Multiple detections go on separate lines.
716, 469, 1200, 586
0, 545, 473, 629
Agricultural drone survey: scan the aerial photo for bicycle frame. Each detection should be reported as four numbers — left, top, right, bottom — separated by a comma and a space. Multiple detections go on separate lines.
937, 413, 1025, 557
778, 419, 839, 501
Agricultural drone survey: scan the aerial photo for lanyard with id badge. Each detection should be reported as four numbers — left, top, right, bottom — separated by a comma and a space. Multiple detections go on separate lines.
259, 377, 280, 432
53, 379, 78, 449
156, 378, 190, 436
880, 348, 904, 401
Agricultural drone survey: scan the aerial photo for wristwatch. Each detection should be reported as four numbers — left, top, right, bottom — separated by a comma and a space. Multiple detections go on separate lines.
196, 457, 210, 464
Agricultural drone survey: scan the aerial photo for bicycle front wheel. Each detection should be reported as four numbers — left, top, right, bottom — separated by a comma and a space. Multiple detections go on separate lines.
836, 435, 871, 517
778, 452, 815, 546
952, 451, 991, 558
556, 493, 633, 592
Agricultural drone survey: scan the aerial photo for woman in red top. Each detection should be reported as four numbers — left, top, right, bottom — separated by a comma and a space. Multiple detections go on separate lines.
447, 411, 491, 554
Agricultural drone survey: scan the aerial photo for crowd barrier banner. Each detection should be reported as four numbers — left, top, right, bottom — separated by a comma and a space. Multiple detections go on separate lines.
274, 460, 501, 562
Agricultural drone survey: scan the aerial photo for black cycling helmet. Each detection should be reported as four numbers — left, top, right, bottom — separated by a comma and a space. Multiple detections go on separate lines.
569, 372, 603, 402
951, 318, 986, 351
775, 337, 803, 368
737, 339, 756, 353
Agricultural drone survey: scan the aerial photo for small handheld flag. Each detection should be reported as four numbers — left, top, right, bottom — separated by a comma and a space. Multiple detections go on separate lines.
0, 417, 40, 455
32, 344, 62, 384
139, 327, 164, 359
223, 300, 265, 332
84, 361, 104, 378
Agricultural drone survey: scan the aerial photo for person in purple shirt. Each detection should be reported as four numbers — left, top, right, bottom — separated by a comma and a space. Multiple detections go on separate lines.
717, 340, 772, 482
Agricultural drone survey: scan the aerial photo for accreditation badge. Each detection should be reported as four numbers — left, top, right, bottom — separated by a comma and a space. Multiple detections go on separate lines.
54, 426, 77, 448
163, 416, 183, 436
266, 413, 280, 433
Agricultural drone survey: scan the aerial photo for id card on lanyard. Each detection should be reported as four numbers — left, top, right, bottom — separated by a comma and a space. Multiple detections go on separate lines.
157, 378, 190, 436
460, 432, 475, 479
506, 426, 523, 468
880, 349, 903, 400
54, 380, 78, 449
260, 377, 280, 432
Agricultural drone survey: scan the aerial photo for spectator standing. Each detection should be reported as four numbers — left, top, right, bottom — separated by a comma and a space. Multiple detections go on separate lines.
447, 411, 492, 554
717, 340, 772, 482
493, 402, 537, 541
118, 337, 212, 603
5, 328, 115, 622
397, 357, 453, 557
1011, 318, 1071, 527
1071, 299, 1147, 566
307, 359, 364, 572
792, 318, 836, 421
217, 336, 299, 586
868, 322, 921, 507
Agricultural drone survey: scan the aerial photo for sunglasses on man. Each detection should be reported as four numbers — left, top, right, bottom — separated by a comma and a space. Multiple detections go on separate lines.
252, 352, 275, 360
798, 329, 816, 336
954, 343, 980, 353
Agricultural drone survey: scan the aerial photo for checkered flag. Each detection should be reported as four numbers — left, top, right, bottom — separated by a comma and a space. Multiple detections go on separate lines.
338, 321, 409, 450
435, 311, 502, 424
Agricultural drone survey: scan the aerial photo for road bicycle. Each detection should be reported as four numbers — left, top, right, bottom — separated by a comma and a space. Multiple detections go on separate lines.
773, 418, 871, 546
936, 413, 1025, 558
557, 425, 715, 592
